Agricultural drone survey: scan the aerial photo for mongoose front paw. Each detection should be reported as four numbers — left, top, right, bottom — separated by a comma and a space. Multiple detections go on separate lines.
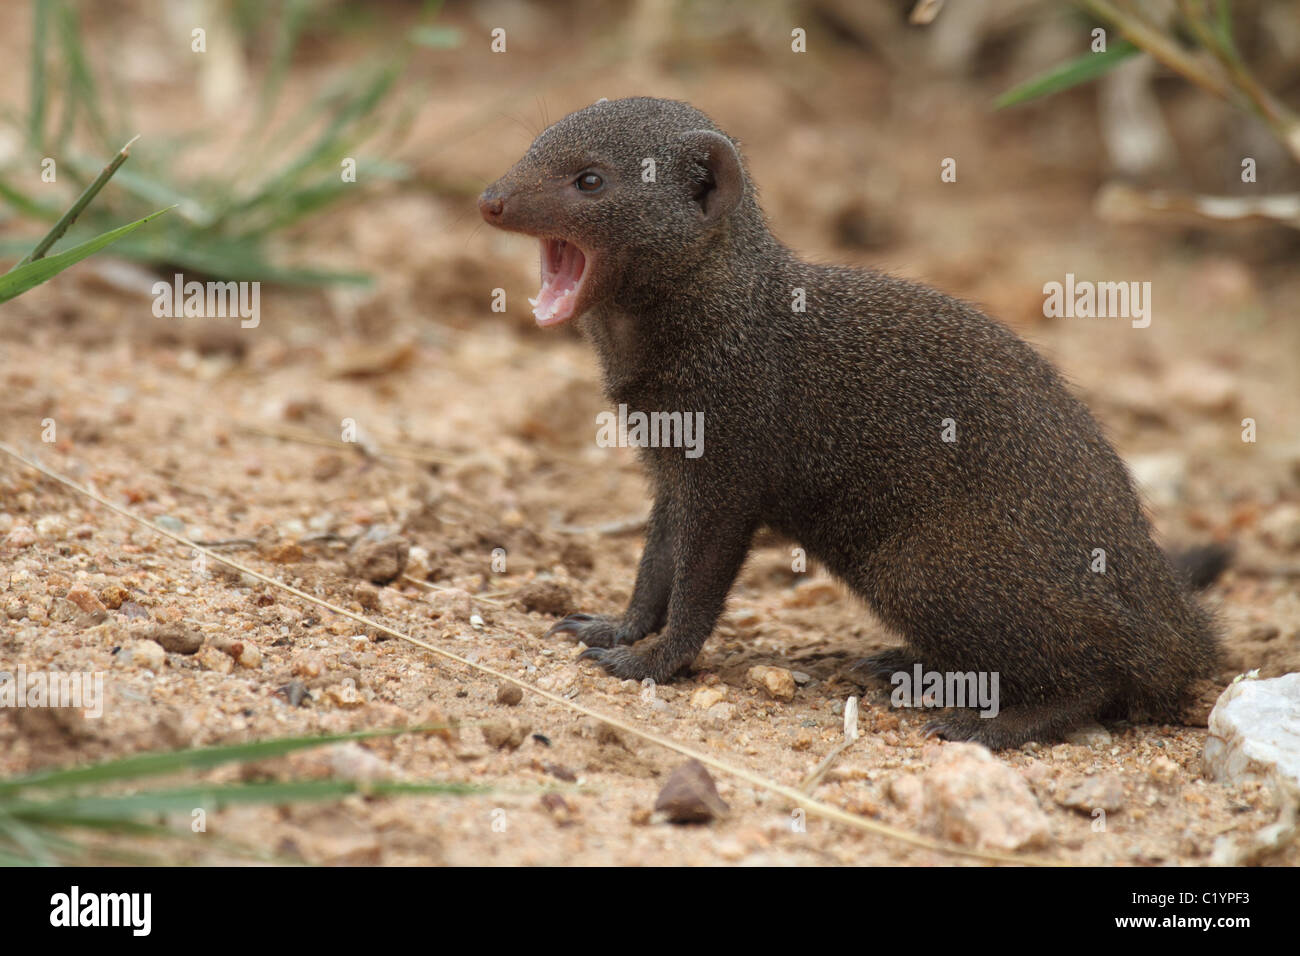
577, 645, 665, 681
544, 613, 634, 648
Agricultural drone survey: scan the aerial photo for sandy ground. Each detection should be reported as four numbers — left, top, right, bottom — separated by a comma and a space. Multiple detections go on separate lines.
2, 3, 1299, 865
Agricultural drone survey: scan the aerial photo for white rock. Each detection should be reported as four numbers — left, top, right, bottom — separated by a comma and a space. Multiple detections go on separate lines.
843, 696, 860, 740
1203, 673, 1300, 788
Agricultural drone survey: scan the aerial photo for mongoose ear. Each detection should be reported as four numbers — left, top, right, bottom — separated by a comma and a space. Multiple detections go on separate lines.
678, 130, 743, 223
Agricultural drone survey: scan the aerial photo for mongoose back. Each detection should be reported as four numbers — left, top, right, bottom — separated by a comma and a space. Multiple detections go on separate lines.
478, 96, 1221, 749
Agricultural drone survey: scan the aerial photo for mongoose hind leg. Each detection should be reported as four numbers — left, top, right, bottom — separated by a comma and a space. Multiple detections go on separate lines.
923, 695, 1099, 750
850, 647, 922, 682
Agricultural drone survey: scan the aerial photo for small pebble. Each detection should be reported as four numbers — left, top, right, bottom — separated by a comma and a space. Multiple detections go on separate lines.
1057, 775, 1126, 814
268, 541, 305, 563
481, 719, 529, 750
354, 584, 382, 611
691, 686, 726, 710
514, 578, 574, 616
346, 535, 410, 585
1064, 722, 1112, 748
425, 587, 472, 620
654, 759, 729, 823
539, 793, 579, 826
35, 515, 67, 539
119, 601, 149, 620
126, 639, 166, 672
144, 624, 204, 655
748, 665, 796, 701
99, 585, 130, 610
326, 683, 364, 709
1259, 504, 1300, 551
47, 598, 82, 624
5, 525, 36, 548
196, 646, 233, 674
278, 680, 310, 707
65, 587, 107, 616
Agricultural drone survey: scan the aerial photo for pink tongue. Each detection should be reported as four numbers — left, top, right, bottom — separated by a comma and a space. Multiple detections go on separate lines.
532, 240, 585, 325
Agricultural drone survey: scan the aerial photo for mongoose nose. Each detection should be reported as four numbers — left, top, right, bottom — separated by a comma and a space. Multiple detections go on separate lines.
478, 192, 505, 222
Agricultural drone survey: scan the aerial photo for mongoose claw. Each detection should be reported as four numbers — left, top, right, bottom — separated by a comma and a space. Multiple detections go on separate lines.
923, 711, 989, 742
545, 612, 637, 648
545, 612, 596, 636
921, 718, 954, 741
922, 712, 1018, 749
546, 612, 615, 644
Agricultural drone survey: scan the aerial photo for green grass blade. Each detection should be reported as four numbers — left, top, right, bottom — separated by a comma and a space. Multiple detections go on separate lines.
28, 0, 48, 148
0, 206, 170, 303
995, 39, 1141, 109
0, 815, 58, 866
0, 726, 474, 865
1212, 0, 1240, 64
54, 0, 113, 154
223, 62, 401, 221
9, 780, 481, 824
106, 231, 371, 285
12, 1, 402, 288
237, 158, 409, 236
410, 25, 463, 49
0, 726, 435, 794
255, 0, 311, 126
62, 156, 214, 226
0, 178, 65, 220
12, 135, 141, 268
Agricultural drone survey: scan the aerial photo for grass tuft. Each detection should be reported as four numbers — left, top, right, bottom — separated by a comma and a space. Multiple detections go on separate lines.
0, 726, 479, 865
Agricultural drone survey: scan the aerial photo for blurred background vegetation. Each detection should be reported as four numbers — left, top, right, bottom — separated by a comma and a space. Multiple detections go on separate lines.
2, 0, 1297, 302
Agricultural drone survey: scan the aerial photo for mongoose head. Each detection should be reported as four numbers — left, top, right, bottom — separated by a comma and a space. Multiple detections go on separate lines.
478, 96, 749, 326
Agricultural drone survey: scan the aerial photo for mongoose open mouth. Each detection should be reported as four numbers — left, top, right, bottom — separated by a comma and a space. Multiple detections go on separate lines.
531, 238, 588, 326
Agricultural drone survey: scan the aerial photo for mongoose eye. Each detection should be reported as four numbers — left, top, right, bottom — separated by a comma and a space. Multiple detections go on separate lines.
575, 172, 604, 193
